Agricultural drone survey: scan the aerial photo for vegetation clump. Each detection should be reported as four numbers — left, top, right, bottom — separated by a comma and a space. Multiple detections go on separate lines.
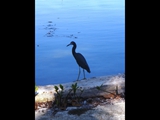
54, 83, 84, 110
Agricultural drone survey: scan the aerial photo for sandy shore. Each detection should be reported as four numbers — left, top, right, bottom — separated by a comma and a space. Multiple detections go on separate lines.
35, 73, 125, 120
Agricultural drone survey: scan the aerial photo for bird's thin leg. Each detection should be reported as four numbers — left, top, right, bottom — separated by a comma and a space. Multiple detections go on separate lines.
83, 69, 86, 79
77, 66, 81, 80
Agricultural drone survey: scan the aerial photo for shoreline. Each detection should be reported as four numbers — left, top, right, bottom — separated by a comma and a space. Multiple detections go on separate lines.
35, 73, 125, 102
36, 73, 123, 86
36, 73, 125, 90
35, 73, 125, 120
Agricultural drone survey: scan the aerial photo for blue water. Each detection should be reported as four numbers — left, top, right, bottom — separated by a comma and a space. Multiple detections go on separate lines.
35, 0, 125, 85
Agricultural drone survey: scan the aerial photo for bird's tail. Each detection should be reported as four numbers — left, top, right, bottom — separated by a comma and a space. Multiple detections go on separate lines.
87, 68, 91, 73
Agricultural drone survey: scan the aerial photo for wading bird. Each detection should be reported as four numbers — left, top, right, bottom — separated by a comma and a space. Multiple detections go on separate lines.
67, 41, 91, 80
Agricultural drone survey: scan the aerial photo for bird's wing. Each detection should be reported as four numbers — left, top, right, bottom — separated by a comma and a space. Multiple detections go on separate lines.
74, 53, 89, 69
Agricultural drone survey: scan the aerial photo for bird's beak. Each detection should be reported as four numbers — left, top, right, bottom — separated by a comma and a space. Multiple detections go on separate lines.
66, 43, 71, 47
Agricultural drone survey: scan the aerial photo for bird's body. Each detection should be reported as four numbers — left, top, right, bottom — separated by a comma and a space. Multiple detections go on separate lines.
67, 41, 91, 80
73, 53, 90, 73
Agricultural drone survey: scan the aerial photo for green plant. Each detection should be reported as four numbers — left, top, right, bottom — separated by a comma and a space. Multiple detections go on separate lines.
54, 84, 73, 110
54, 83, 85, 110
71, 83, 84, 97
54, 84, 64, 108
35, 85, 38, 92
71, 83, 79, 97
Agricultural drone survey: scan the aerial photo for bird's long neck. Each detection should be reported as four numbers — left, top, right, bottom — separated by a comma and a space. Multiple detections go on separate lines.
72, 44, 77, 56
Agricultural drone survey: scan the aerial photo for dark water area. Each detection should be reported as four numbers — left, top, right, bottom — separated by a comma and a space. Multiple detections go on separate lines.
35, 0, 125, 85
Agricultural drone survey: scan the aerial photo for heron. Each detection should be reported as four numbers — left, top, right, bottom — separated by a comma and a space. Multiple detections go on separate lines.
67, 41, 91, 80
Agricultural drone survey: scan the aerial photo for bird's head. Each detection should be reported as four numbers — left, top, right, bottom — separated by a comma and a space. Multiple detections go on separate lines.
67, 41, 76, 47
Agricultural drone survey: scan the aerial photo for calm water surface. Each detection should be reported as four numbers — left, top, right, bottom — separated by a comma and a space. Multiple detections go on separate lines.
35, 0, 125, 85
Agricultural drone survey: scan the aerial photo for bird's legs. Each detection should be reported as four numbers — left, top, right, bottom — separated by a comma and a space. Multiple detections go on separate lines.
77, 66, 81, 80
83, 69, 86, 79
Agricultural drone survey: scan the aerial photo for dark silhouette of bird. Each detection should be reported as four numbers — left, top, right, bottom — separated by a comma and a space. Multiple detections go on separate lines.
67, 41, 91, 80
